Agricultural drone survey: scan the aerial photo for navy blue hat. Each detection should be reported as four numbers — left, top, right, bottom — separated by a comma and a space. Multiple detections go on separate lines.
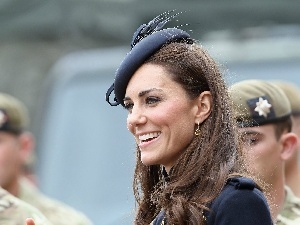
106, 11, 193, 106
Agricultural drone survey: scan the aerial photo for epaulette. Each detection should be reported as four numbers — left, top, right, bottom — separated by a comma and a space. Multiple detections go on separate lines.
226, 177, 256, 190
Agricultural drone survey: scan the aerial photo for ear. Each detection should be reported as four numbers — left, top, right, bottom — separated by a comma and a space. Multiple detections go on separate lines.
194, 91, 212, 124
280, 132, 298, 161
18, 132, 35, 164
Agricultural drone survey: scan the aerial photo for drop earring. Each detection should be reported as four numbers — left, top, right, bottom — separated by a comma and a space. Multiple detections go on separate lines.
195, 122, 201, 136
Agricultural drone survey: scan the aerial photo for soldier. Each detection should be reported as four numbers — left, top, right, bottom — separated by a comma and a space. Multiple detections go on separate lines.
229, 79, 300, 224
0, 92, 93, 225
270, 81, 300, 198
0, 186, 51, 225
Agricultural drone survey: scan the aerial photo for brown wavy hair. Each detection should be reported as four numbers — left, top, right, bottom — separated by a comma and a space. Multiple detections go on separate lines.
132, 42, 246, 225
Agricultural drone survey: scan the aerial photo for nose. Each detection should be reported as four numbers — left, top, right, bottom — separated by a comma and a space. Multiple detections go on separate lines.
126, 106, 147, 132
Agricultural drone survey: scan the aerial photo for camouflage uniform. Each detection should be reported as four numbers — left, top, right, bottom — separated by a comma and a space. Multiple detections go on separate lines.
0, 92, 93, 225
19, 177, 93, 225
0, 187, 51, 225
276, 186, 300, 225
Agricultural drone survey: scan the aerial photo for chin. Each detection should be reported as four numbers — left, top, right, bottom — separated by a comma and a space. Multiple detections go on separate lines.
141, 160, 154, 166
141, 156, 158, 166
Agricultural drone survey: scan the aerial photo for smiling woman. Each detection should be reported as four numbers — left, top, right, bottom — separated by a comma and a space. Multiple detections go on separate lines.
105, 11, 274, 225
125, 63, 211, 172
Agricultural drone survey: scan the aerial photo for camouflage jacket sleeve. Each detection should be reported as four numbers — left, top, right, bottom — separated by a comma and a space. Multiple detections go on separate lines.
0, 187, 52, 225
19, 177, 93, 225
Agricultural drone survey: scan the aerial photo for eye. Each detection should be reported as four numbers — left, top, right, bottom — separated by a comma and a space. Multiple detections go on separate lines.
241, 135, 259, 147
145, 96, 161, 105
123, 102, 133, 111
248, 137, 258, 146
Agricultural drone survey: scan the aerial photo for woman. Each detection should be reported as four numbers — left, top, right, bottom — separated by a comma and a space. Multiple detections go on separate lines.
26, 11, 273, 225
105, 11, 273, 225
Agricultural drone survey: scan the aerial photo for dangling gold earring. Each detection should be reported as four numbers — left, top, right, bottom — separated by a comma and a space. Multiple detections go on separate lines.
195, 122, 201, 136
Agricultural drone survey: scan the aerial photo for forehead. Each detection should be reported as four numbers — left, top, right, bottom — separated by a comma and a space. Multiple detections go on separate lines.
125, 64, 179, 94
238, 124, 275, 135
0, 131, 18, 139
130, 63, 169, 81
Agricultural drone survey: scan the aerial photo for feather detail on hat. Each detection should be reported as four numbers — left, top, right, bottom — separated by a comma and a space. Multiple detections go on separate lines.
106, 10, 191, 107
131, 10, 182, 49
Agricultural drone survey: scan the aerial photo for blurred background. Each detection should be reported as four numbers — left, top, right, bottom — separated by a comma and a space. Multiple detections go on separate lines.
1, 1, 300, 224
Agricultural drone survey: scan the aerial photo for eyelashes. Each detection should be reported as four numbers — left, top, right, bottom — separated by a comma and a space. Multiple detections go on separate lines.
123, 96, 162, 112
146, 96, 161, 104
124, 102, 133, 111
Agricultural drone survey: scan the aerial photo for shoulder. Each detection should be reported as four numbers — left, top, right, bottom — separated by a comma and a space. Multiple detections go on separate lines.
19, 178, 92, 225
212, 177, 268, 207
0, 187, 52, 225
276, 186, 300, 224
206, 177, 273, 225
283, 185, 300, 205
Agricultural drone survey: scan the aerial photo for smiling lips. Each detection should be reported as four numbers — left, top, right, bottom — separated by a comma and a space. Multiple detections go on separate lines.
138, 132, 161, 144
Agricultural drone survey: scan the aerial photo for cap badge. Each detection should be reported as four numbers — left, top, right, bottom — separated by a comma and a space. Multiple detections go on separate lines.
0, 110, 8, 127
254, 97, 272, 118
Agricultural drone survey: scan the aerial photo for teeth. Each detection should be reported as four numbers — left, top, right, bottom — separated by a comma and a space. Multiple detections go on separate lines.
139, 132, 161, 141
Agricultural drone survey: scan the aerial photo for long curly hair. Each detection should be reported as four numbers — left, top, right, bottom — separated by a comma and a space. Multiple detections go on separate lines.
133, 42, 247, 225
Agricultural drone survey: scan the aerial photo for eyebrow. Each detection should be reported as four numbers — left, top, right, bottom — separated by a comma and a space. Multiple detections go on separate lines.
242, 131, 258, 135
123, 88, 162, 101
240, 130, 261, 137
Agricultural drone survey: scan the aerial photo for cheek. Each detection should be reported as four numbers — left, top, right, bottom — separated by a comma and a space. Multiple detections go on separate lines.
168, 111, 195, 143
244, 146, 262, 163
126, 120, 134, 134
245, 150, 255, 163
0, 148, 14, 165
249, 146, 274, 167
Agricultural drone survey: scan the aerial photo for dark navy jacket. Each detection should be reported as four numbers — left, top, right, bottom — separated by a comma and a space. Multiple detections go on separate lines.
152, 177, 273, 225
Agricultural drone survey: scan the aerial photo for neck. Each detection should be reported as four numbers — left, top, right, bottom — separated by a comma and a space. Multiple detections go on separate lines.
285, 165, 300, 198
267, 177, 286, 222
2, 178, 20, 197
